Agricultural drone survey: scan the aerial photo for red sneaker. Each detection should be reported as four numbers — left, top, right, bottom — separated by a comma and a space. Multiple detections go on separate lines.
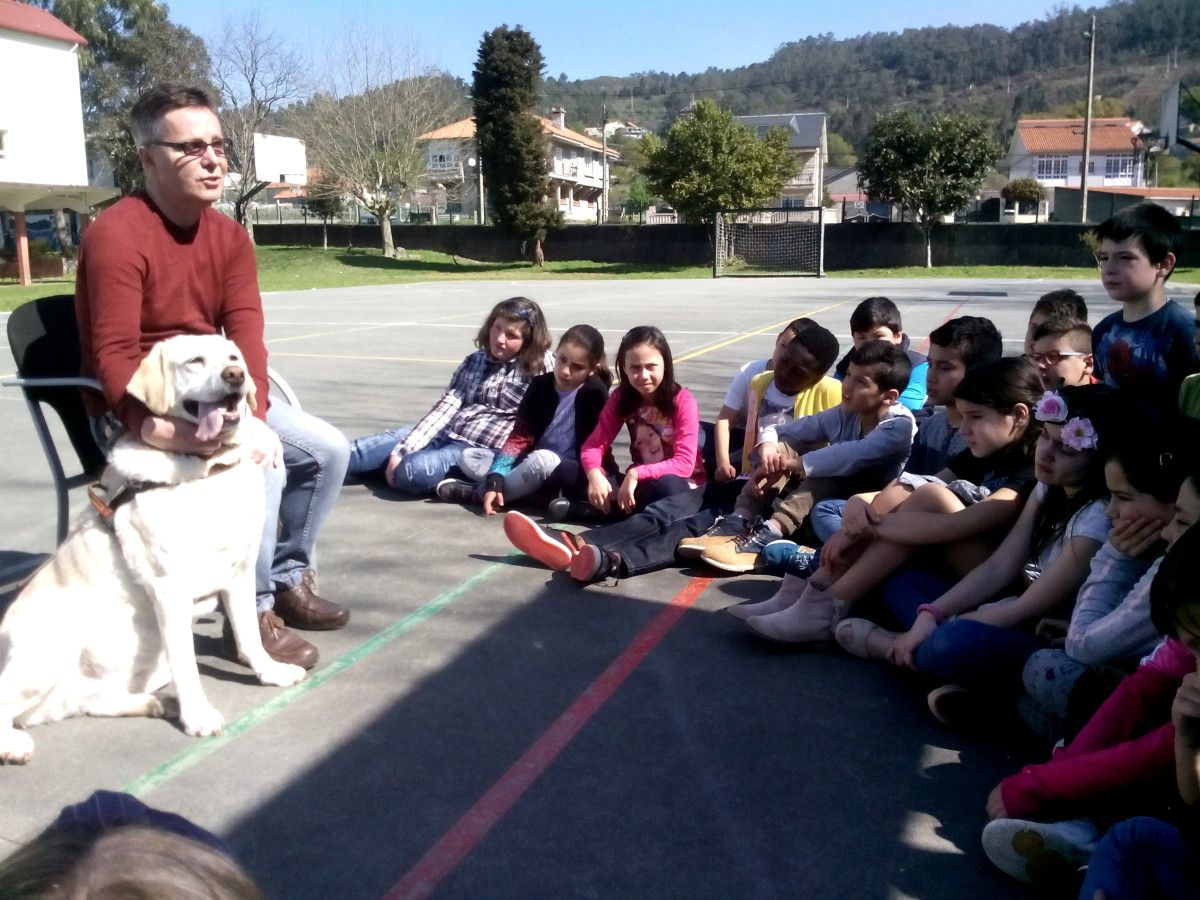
503, 511, 575, 571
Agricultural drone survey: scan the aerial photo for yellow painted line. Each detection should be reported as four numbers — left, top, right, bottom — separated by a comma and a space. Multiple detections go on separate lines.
269, 352, 460, 364
673, 300, 852, 363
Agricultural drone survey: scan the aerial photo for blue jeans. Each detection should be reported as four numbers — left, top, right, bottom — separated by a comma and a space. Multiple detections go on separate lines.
810, 498, 846, 543
258, 402, 350, 611
346, 426, 469, 496
914, 618, 1046, 693
1078, 817, 1196, 900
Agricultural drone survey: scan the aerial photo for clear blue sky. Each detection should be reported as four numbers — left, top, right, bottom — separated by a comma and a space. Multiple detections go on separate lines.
164, 0, 1067, 84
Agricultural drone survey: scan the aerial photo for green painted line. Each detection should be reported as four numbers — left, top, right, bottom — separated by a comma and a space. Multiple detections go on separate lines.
124, 559, 511, 797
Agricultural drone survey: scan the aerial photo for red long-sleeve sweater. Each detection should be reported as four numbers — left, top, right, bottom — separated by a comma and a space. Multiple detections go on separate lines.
1000, 637, 1195, 819
74, 192, 269, 435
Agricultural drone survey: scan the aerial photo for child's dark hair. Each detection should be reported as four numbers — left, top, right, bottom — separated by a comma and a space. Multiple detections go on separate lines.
1104, 410, 1200, 504
1032, 317, 1093, 355
792, 321, 839, 372
1150, 520, 1200, 639
476, 297, 552, 375
1095, 203, 1182, 270
1032, 289, 1088, 323
928, 316, 1003, 370
783, 317, 818, 338
1030, 384, 1117, 558
849, 296, 902, 335
559, 324, 613, 387
615, 325, 679, 418
954, 356, 1042, 454
845, 340, 912, 395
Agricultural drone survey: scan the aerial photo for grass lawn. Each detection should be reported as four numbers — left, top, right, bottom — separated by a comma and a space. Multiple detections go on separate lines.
3, 246, 1197, 312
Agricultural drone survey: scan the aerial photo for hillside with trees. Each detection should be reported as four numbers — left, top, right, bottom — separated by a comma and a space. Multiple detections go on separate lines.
542, 0, 1199, 155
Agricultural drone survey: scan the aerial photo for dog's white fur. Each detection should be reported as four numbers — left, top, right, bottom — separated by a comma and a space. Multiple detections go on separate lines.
0, 334, 305, 764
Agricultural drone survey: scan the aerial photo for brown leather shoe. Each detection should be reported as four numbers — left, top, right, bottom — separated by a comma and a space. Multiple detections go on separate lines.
272, 570, 350, 631
222, 611, 319, 670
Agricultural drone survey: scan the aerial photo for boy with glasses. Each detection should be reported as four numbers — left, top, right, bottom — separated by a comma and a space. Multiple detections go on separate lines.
1028, 318, 1095, 390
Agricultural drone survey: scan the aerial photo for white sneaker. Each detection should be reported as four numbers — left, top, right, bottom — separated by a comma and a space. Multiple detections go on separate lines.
981, 817, 1098, 883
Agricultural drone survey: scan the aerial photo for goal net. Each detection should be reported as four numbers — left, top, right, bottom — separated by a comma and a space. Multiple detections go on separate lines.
713, 207, 825, 277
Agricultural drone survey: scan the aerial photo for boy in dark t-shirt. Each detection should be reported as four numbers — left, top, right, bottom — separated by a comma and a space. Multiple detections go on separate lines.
1091, 204, 1199, 417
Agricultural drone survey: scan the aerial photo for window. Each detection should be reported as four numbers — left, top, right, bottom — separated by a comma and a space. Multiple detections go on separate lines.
1105, 154, 1134, 177
1036, 155, 1068, 178
426, 150, 459, 170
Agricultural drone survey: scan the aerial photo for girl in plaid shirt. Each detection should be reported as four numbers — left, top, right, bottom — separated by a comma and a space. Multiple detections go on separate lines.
346, 297, 552, 495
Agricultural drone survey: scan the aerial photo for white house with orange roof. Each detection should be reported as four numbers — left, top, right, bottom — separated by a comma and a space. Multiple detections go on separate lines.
419, 109, 620, 223
0, 0, 117, 284
1007, 117, 1150, 213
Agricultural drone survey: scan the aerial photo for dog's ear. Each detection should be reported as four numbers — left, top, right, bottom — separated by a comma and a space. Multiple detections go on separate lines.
126, 344, 175, 415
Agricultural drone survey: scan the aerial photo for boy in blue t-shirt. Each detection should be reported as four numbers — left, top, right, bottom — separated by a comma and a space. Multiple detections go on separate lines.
1091, 203, 1199, 418
833, 296, 928, 411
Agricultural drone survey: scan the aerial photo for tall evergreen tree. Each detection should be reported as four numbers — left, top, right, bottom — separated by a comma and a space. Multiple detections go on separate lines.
472, 26, 561, 261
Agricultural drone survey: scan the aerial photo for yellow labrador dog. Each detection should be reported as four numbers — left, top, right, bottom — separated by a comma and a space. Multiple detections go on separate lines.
0, 334, 306, 764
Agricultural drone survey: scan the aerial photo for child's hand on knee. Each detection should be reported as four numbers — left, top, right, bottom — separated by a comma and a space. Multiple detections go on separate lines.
587, 469, 612, 514
618, 471, 639, 512
888, 614, 936, 669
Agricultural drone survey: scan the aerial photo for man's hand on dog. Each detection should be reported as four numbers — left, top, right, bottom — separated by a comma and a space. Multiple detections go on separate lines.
142, 415, 282, 468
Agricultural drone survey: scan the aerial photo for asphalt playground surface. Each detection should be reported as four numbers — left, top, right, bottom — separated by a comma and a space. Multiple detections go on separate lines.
3, 274, 1192, 898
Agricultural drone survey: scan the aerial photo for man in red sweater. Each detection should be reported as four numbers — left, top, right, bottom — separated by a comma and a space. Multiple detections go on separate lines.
75, 84, 350, 669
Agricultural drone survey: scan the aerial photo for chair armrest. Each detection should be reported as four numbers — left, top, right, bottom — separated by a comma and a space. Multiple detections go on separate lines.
2, 375, 104, 392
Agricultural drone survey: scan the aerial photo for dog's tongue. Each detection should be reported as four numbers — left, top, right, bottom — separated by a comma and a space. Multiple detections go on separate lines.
195, 401, 225, 441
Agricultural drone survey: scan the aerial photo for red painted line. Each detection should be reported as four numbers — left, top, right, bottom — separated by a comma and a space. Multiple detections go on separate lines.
916, 301, 967, 353
385, 576, 714, 900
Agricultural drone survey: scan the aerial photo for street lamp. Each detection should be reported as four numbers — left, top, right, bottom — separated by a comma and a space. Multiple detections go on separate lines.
466, 156, 484, 225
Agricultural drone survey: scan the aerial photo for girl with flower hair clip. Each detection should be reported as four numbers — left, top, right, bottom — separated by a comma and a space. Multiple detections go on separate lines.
836, 384, 1117, 726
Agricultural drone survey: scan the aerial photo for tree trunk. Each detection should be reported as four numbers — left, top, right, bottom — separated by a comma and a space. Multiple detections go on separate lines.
52, 209, 75, 258
381, 218, 395, 258
322, 221, 328, 251
923, 221, 933, 268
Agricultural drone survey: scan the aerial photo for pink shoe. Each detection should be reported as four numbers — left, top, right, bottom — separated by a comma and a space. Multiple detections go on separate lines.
724, 573, 808, 621
745, 582, 848, 644
834, 618, 895, 660
503, 511, 575, 571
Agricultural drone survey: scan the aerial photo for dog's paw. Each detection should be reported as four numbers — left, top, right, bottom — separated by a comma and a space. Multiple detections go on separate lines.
156, 694, 181, 720
178, 703, 224, 738
256, 661, 306, 687
0, 729, 35, 765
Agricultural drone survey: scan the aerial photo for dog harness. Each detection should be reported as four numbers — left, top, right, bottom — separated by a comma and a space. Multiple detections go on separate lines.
87, 480, 165, 523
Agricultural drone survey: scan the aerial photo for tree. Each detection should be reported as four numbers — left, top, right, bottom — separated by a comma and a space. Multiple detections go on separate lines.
303, 173, 345, 249
826, 132, 858, 167
858, 109, 1002, 267
638, 98, 796, 224
210, 12, 306, 242
293, 32, 463, 258
1001, 177, 1046, 212
472, 26, 561, 262
625, 180, 653, 223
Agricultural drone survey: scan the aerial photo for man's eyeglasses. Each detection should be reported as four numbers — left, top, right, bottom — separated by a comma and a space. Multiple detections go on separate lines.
149, 138, 229, 158
1028, 350, 1088, 366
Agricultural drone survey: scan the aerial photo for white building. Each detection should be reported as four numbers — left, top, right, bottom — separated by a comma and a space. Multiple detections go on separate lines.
1007, 117, 1150, 213
419, 109, 620, 223
734, 112, 828, 210
0, 0, 117, 284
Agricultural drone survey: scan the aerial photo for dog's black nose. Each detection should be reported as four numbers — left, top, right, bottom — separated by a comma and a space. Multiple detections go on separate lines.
222, 366, 245, 387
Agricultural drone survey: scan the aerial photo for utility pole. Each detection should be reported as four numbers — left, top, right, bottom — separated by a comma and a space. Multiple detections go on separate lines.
599, 93, 609, 224
1081, 14, 1096, 224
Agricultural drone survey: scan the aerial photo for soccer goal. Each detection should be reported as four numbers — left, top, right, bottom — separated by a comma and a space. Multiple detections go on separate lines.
713, 206, 825, 277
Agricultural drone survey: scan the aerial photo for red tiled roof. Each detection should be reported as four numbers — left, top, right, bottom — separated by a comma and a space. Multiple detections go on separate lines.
420, 116, 619, 158
0, 0, 87, 46
1016, 118, 1143, 153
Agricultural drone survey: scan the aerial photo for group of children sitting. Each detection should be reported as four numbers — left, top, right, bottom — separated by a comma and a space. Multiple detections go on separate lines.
347, 202, 1200, 896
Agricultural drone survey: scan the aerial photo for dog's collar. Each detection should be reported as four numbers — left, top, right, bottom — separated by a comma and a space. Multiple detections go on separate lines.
87, 480, 166, 522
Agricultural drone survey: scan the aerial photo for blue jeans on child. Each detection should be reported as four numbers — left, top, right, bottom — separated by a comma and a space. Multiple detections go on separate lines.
346, 426, 469, 495
1078, 817, 1195, 900
881, 566, 1045, 692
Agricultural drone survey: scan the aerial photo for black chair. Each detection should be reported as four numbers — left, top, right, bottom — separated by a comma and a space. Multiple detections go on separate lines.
5, 294, 107, 544
4, 294, 301, 546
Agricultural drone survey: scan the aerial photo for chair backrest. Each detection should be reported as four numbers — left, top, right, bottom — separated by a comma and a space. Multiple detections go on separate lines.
7, 294, 107, 476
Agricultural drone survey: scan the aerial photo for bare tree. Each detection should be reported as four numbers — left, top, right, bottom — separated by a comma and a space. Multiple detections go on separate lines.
210, 12, 306, 241
294, 31, 464, 258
